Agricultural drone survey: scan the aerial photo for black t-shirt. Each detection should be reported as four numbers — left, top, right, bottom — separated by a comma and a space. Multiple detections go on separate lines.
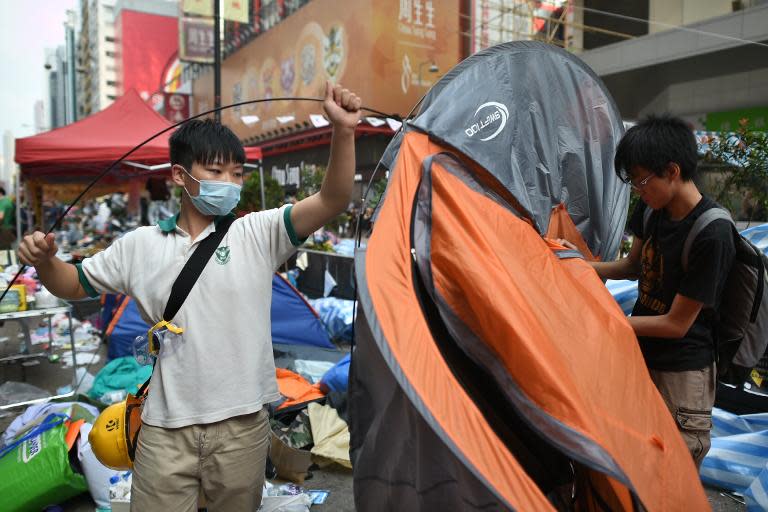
628, 197, 735, 371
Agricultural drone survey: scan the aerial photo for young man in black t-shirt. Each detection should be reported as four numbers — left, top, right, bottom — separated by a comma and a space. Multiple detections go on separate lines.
561, 115, 735, 467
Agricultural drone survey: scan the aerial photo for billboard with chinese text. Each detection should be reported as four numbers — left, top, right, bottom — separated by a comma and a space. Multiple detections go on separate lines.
192, 0, 461, 139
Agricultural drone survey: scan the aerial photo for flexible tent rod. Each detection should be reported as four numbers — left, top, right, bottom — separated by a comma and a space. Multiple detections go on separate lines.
1, 97, 397, 303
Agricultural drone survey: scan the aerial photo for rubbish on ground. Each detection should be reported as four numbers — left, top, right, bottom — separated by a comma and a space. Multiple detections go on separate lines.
88, 356, 152, 403
307, 402, 351, 469
272, 409, 312, 450
307, 490, 330, 504
60, 351, 100, 368
1, 402, 98, 447
293, 359, 336, 384
99, 389, 127, 405
109, 471, 132, 512
260, 493, 313, 512
74, 367, 96, 394
78, 422, 121, 509
269, 431, 313, 484
0, 381, 50, 407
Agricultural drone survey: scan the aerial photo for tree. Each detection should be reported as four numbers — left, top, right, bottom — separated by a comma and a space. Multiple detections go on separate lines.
236, 170, 285, 212
703, 118, 768, 221
296, 164, 325, 200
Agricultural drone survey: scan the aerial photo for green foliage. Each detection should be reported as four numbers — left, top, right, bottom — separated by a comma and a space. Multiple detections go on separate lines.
237, 170, 285, 212
368, 177, 388, 210
703, 119, 768, 219
296, 164, 325, 200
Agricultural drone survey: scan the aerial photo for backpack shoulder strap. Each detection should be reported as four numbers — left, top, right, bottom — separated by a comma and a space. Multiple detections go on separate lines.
682, 207, 734, 272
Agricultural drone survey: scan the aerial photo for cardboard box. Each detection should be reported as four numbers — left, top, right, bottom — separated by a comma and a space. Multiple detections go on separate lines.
269, 432, 313, 484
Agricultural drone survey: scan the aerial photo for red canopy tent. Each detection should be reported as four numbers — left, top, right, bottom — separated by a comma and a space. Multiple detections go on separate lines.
15, 89, 261, 176
14, 89, 262, 231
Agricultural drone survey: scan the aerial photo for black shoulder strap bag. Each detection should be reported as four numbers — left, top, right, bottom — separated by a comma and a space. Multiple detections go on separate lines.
126, 215, 235, 461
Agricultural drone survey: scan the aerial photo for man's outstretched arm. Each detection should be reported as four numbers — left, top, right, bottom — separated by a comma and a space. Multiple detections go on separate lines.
290, 82, 362, 239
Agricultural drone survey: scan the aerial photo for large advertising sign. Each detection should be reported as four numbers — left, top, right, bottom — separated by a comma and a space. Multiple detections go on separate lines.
192, 0, 461, 139
180, 17, 215, 63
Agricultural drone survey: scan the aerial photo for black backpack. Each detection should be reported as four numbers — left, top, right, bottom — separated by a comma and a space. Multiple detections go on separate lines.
644, 207, 768, 385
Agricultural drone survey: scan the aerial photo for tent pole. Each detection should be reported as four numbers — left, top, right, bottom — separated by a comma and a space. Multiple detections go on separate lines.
259, 161, 266, 211
15, 175, 21, 242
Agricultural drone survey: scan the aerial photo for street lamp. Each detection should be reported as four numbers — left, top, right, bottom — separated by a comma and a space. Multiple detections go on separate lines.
418, 61, 439, 87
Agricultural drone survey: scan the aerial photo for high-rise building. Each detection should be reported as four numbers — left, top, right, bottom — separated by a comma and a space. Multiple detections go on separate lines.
77, 0, 118, 117
33, 101, 47, 134
2, 131, 16, 192
45, 46, 71, 129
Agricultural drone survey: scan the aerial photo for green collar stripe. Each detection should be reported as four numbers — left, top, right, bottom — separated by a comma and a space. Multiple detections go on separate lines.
75, 263, 100, 298
284, 205, 307, 247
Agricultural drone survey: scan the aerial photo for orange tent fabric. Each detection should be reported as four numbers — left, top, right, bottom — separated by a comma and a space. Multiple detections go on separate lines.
354, 131, 709, 511
275, 368, 325, 410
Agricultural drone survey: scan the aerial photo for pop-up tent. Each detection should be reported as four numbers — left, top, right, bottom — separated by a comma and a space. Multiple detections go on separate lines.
350, 41, 708, 511
105, 273, 333, 360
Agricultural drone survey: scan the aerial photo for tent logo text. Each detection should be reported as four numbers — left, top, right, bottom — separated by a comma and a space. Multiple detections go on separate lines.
465, 102, 509, 141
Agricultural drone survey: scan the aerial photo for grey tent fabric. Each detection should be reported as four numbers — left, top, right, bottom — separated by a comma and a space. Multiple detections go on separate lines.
382, 41, 627, 261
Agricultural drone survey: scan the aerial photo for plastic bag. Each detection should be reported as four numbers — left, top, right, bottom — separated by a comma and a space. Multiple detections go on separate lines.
78, 423, 119, 509
0, 416, 88, 511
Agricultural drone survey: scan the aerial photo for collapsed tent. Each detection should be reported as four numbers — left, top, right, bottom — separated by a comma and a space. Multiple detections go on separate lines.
105, 273, 333, 359
350, 41, 708, 510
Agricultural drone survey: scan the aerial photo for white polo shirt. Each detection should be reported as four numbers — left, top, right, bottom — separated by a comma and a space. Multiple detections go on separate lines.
77, 205, 303, 428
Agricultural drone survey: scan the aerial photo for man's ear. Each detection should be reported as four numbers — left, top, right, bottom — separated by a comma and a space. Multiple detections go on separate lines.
170, 164, 186, 187
665, 162, 681, 181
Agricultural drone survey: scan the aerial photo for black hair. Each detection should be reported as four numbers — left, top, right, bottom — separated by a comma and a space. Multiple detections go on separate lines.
0, 187, 6, 195
169, 119, 246, 170
614, 114, 698, 182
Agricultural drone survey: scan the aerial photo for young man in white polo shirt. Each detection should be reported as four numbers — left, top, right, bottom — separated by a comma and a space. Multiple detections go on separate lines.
17, 82, 362, 511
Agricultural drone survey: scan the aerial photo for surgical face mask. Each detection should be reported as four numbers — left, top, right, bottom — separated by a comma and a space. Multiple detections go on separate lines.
181, 166, 242, 216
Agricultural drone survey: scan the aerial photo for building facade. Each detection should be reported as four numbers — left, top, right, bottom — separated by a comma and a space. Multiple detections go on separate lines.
579, 0, 768, 129
77, 0, 118, 117
468, 0, 768, 129
45, 46, 71, 129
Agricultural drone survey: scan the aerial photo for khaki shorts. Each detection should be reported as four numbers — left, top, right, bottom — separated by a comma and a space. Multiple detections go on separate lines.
648, 364, 716, 468
131, 409, 270, 512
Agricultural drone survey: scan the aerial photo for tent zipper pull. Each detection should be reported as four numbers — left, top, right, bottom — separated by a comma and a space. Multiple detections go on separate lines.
411, 248, 417, 262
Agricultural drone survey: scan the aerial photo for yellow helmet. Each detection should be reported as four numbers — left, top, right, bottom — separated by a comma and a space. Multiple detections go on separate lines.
89, 396, 143, 470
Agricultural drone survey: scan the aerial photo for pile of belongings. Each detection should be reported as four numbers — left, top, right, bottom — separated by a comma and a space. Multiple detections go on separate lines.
269, 363, 352, 484
0, 400, 119, 510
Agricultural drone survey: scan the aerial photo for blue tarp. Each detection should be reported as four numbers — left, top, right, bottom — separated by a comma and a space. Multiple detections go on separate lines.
320, 353, 351, 393
701, 408, 768, 511
309, 297, 355, 342
106, 273, 333, 359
